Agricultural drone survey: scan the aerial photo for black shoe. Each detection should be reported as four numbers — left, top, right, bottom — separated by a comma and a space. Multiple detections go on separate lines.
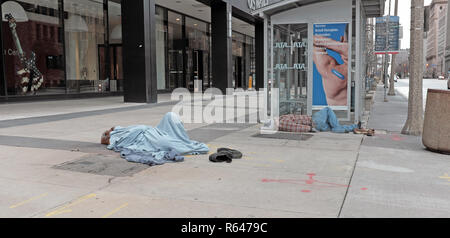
217, 148, 243, 159
209, 152, 233, 163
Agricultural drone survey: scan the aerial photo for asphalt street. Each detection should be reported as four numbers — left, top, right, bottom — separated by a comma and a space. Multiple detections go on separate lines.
395, 78, 448, 109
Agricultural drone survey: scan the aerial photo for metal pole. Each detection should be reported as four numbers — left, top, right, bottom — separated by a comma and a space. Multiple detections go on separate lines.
388, 0, 399, 96
384, 0, 392, 102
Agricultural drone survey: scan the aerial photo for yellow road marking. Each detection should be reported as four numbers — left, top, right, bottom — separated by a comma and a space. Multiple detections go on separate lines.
207, 144, 219, 149
45, 193, 96, 218
102, 203, 129, 218
10, 193, 48, 209
439, 174, 450, 181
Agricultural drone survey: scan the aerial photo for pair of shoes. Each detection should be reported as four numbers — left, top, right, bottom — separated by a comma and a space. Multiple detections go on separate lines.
209, 152, 232, 163
218, 148, 243, 159
209, 148, 243, 163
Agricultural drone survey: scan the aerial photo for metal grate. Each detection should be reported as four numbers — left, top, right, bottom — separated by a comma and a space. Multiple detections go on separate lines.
53, 154, 149, 177
252, 133, 313, 141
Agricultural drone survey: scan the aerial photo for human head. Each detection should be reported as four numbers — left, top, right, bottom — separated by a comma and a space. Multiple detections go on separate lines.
101, 128, 115, 145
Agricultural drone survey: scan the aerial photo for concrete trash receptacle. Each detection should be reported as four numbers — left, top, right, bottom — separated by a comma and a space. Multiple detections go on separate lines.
422, 89, 450, 154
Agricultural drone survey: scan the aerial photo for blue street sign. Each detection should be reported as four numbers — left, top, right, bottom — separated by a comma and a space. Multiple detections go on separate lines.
375, 16, 400, 53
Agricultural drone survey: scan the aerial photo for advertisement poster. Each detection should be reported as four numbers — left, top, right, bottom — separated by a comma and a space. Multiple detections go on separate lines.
313, 23, 350, 108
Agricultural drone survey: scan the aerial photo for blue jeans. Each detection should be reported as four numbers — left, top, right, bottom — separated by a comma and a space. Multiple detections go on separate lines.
312, 107, 358, 133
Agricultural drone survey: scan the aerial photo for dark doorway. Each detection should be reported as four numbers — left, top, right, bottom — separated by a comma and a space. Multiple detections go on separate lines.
233, 56, 243, 88
98, 44, 124, 92
168, 49, 184, 89
189, 49, 204, 91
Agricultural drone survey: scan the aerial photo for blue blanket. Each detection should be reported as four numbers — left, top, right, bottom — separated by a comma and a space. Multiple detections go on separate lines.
107, 112, 210, 166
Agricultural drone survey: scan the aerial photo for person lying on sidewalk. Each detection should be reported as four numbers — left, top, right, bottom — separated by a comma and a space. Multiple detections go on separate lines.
274, 107, 374, 135
100, 112, 209, 166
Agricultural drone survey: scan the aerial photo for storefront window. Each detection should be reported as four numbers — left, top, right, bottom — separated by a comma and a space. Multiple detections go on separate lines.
232, 32, 244, 88
1, 1, 254, 97
185, 16, 209, 90
232, 31, 255, 89
108, 0, 122, 92
167, 11, 183, 90
64, 0, 105, 93
246, 36, 256, 87
1, 0, 65, 96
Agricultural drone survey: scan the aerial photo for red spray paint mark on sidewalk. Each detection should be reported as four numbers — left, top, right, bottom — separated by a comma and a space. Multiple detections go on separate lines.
306, 173, 316, 185
261, 173, 349, 189
391, 134, 405, 141
261, 174, 370, 193
374, 134, 405, 142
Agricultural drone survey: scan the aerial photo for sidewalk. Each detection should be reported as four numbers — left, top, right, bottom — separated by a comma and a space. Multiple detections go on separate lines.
0, 94, 176, 121
0, 88, 448, 218
340, 86, 450, 218
0, 94, 364, 218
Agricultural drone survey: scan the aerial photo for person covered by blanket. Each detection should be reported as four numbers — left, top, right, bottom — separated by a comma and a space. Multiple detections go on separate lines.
276, 107, 374, 135
100, 112, 209, 166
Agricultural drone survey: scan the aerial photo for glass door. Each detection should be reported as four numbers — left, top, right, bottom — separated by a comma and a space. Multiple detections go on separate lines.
167, 11, 184, 90
168, 49, 184, 89
272, 23, 309, 116
109, 45, 123, 91
233, 56, 243, 89
185, 16, 210, 92
98, 44, 123, 92
190, 49, 204, 91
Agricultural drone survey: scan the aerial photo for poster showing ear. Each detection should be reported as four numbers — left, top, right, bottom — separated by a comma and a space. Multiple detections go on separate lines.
313, 23, 349, 108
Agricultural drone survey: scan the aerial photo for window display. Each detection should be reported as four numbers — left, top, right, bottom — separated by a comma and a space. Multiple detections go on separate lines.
2, 0, 65, 96
5, 13, 43, 94
1, 0, 123, 97
64, 0, 105, 93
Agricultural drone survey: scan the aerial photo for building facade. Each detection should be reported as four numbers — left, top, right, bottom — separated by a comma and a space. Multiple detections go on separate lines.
0, 0, 261, 101
445, 0, 450, 76
1, 0, 384, 123
425, 0, 448, 78
394, 49, 410, 78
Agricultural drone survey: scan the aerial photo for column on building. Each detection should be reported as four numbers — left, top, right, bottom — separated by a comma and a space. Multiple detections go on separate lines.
255, 19, 264, 90
122, 0, 157, 103
211, 0, 233, 93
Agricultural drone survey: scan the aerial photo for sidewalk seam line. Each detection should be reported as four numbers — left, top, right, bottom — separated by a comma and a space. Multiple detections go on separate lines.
338, 135, 364, 218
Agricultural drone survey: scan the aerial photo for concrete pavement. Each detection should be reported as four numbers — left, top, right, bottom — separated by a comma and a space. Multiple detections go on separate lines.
396, 78, 448, 109
340, 86, 450, 218
0, 87, 448, 218
0, 95, 365, 218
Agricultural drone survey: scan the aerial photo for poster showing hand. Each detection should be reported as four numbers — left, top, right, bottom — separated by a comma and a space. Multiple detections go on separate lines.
313, 23, 349, 107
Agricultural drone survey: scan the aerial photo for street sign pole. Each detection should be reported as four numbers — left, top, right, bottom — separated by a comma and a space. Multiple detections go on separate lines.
384, 0, 392, 102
